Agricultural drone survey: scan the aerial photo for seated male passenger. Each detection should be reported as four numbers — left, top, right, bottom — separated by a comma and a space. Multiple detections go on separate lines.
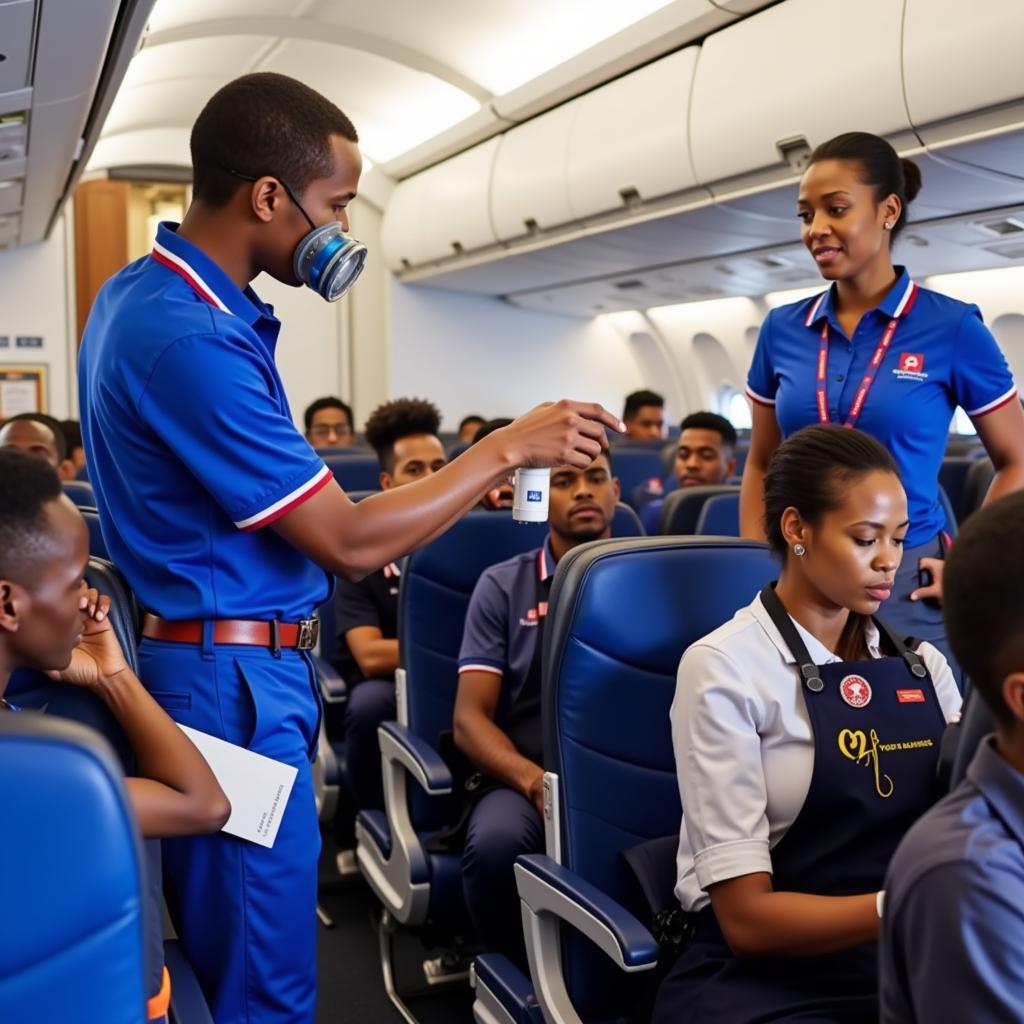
0, 411, 67, 469
303, 396, 355, 448
334, 398, 447, 811
622, 389, 665, 441
458, 414, 486, 445
674, 411, 737, 487
653, 425, 960, 1024
454, 452, 620, 965
471, 418, 515, 509
880, 491, 1024, 1023
59, 419, 88, 480
0, 449, 229, 835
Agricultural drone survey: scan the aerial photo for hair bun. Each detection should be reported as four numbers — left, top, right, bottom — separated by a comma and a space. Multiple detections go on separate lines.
901, 158, 922, 203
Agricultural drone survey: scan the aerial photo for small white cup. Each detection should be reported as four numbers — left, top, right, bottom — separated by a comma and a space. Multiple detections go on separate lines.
512, 468, 549, 523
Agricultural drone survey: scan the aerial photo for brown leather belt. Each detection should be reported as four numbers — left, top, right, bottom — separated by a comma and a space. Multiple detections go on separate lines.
142, 614, 320, 652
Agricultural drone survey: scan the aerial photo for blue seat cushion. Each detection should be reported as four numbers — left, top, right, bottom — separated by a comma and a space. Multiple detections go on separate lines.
475, 953, 544, 1024
357, 809, 392, 860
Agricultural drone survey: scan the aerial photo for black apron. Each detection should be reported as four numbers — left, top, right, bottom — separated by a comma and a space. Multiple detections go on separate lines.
654, 585, 947, 1024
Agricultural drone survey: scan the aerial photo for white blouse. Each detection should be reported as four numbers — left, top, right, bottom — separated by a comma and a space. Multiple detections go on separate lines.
671, 593, 962, 911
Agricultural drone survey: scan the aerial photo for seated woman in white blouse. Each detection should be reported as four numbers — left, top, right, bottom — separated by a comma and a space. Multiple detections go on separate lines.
653, 424, 961, 1024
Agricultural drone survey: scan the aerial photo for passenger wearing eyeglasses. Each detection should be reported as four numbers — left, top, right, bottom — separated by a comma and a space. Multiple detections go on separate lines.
304, 396, 355, 448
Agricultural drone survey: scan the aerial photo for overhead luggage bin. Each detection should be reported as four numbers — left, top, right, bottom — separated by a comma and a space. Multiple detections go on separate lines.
491, 101, 580, 242
566, 47, 700, 221
690, 0, 914, 196
904, 0, 1024, 177
0, 1, 34, 95
381, 137, 501, 270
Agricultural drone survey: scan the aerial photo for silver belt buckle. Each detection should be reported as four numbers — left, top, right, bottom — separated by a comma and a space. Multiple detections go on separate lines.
297, 617, 320, 651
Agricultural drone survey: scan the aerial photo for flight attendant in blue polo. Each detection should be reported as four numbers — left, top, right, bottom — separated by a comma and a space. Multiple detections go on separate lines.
77, 73, 621, 1024
653, 426, 961, 1024
740, 132, 1024, 666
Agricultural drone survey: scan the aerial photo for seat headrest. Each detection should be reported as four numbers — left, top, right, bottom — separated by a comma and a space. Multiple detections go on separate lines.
657, 484, 740, 535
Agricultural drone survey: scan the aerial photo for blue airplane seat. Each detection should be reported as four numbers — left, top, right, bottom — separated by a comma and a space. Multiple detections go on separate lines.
500, 537, 778, 1024
447, 441, 471, 460
76, 462, 90, 482
5, 558, 212, 1024
961, 457, 994, 522
80, 507, 108, 560
0, 712, 146, 1024
948, 687, 995, 790
63, 479, 96, 508
611, 501, 645, 537
323, 454, 382, 492
657, 484, 739, 535
640, 497, 664, 535
938, 485, 958, 539
695, 491, 740, 536
938, 456, 976, 523
610, 448, 668, 510
355, 510, 547, 1015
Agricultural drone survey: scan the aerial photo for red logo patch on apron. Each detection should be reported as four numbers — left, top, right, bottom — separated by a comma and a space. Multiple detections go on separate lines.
840, 674, 872, 708
896, 689, 926, 704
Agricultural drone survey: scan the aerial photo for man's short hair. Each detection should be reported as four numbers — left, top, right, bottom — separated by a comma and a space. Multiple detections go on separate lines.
190, 72, 358, 207
3, 412, 67, 462
470, 418, 513, 445
0, 448, 64, 581
623, 390, 664, 420
679, 411, 738, 450
364, 398, 442, 474
303, 396, 354, 434
944, 491, 1024, 726
459, 414, 485, 433
59, 419, 83, 457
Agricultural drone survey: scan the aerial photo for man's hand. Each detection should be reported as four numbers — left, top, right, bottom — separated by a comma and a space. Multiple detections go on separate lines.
495, 400, 624, 471
526, 766, 546, 818
910, 556, 944, 604
51, 587, 130, 689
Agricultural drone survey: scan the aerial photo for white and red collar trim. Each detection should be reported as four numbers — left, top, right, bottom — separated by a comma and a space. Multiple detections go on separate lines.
538, 546, 555, 582
804, 278, 917, 328
151, 240, 234, 316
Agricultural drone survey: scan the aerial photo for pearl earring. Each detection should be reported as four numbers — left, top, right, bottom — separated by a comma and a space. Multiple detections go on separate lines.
793, 543, 806, 557
884, 222, 893, 230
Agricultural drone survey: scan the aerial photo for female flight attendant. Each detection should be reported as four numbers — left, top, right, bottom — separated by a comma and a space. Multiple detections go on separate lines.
654, 425, 961, 1024
740, 132, 1024, 663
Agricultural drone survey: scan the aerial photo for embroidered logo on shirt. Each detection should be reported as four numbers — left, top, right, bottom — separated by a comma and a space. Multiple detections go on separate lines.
896, 688, 926, 704
518, 602, 548, 628
840, 674, 872, 708
893, 352, 928, 382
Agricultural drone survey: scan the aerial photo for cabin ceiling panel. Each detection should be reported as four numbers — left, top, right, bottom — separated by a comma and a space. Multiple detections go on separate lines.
147, 0, 311, 33
261, 40, 479, 163
127, 38, 274, 89
102, 78, 237, 137
305, 0, 679, 96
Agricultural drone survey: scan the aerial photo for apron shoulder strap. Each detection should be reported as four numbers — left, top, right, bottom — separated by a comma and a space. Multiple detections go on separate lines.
758, 585, 825, 693
872, 616, 930, 679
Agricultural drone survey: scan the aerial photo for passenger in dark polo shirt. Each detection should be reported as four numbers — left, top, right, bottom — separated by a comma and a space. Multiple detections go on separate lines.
454, 451, 620, 966
334, 398, 446, 811
881, 492, 1024, 1023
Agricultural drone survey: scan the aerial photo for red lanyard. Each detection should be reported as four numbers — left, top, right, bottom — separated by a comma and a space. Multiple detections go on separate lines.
815, 283, 918, 428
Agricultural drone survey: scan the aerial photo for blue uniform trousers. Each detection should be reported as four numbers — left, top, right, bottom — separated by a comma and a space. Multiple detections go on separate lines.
462, 787, 543, 969
885, 534, 960, 684
342, 678, 396, 812
139, 637, 321, 1024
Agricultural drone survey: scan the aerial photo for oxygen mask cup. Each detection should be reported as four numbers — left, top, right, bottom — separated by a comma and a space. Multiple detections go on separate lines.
293, 220, 367, 302
512, 468, 550, 523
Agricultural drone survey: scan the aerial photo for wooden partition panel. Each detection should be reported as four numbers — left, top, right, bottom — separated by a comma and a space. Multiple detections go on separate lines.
74, 179, 129, 342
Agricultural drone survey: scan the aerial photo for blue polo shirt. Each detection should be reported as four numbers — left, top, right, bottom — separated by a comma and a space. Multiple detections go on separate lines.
747, 267, 1017, 547
78, 222, 333, 621
880, 736, 1024, 1023
457, 541, 554, 729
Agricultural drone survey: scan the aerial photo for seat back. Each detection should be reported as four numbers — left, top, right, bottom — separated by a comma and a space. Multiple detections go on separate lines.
399, 510, 547, 759
324, 454, 383, 492
0, 713, 146, 1022
62, 479, 96, 508
950, 687, 996, 789
657, 484, 740, 535
80, 507, 108, 560
938, 456, 976, 523
611, 502, 645, 537
542, 537, 778, 1017
609, 448, 668, 508
695, 491, 740, 536
962, 456, 994, 522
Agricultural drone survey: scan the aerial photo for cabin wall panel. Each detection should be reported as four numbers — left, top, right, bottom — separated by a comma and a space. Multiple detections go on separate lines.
388, 281, 644, 429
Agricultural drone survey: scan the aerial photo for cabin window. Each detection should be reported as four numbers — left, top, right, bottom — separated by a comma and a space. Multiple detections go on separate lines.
719, 386, 752, 430
950, 407, 978, 436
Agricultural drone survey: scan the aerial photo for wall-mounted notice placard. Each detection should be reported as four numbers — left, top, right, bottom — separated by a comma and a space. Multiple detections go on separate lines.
0, 365, 47, 417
